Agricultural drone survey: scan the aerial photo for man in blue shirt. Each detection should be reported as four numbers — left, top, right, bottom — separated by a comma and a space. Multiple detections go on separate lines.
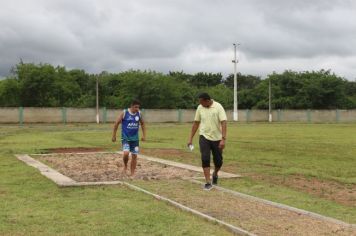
112, 99, 146, 176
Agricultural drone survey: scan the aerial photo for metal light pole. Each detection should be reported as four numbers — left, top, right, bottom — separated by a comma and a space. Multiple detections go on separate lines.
96, 76, 99, 124
232, 43, 239, 121
268, 77, 272, 122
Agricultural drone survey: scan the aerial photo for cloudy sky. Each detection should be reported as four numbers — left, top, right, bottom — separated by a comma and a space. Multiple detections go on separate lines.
1, 0, 356, 79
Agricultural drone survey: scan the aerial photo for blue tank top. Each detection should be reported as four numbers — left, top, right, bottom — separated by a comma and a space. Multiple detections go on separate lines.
121, 109, 141, 141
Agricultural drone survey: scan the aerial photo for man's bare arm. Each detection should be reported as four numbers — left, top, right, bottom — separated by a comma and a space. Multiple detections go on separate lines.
112, 112, 124, 142
140, 117, 146, 141
188, 121, 200, 145
219, 120, 227, 149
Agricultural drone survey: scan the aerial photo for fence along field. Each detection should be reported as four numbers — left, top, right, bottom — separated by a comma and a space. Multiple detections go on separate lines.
1, 107, 356, 123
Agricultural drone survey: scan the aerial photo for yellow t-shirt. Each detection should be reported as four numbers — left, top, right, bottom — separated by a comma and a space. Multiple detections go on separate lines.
194, 100, 227, 141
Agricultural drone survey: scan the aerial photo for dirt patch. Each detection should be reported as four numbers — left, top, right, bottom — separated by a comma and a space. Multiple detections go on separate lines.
33, 153, 202, 182
44, 147, 105, 153
134, 179, 355, 236
243, 173, 356, 207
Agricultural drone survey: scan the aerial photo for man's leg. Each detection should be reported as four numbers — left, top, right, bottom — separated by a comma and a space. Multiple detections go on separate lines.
129, 141, 139, 176
199, 135, 212, 185
211, 140, 223, 185
122, 140, 130, 174
123, 151, 129, 174
203, 167, 211, 183
130, 154, 137, 176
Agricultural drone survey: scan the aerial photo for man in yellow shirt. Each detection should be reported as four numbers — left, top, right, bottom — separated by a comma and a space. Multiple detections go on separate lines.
188, 93, 227, 190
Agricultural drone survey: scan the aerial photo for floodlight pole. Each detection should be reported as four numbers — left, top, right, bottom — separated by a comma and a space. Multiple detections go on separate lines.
232, 43, 239, 121
268, 77, 272, 122
96, 76, 99, 124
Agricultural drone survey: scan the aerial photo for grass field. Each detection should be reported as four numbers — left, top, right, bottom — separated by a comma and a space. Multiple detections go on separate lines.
1, 122, 355, 235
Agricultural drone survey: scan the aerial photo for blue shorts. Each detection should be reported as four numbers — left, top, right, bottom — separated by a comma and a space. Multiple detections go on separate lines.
122, 140, 139, 154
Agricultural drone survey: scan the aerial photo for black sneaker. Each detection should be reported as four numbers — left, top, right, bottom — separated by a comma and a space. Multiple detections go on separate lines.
204, 183, 213, 191
212, 175, 218, 185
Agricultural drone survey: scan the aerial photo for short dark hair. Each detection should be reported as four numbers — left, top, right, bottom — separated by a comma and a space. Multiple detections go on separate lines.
198, 92, 211, 100
131, 99, 141, 106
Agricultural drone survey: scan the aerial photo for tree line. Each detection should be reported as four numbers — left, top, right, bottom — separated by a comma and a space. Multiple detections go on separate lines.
0, 62, 355, 109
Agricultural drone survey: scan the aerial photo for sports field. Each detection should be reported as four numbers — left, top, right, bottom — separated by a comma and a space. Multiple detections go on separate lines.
0, 123, 355, 235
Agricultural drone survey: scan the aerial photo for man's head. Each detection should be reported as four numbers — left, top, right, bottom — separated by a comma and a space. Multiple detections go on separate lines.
130, 99, 141, 113
198, 93, 212, 107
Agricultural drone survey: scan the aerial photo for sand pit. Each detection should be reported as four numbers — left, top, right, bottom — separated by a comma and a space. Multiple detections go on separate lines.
33, 153, 202, 182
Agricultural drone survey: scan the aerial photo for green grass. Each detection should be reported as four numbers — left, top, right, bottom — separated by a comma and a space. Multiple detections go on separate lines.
0, 122, 355, 235
225, 123, 356, 184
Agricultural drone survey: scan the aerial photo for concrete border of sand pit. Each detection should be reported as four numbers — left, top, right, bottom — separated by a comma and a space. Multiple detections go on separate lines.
16, 154, 77, 186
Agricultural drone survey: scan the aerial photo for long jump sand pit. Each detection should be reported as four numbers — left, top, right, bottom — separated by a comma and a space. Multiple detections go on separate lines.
32, 152, 203, 182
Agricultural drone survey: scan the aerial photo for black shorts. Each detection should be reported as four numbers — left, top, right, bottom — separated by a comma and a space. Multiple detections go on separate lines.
199, 135, 223, 168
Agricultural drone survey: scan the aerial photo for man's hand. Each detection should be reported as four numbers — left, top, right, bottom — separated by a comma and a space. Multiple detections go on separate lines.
219, 139, 225, 150
112, 136, 116, 142
187, 138, 193, 147
188, 121, 199, 148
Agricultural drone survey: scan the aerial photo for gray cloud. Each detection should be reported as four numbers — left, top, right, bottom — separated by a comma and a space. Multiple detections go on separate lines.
0, 0, 355, 79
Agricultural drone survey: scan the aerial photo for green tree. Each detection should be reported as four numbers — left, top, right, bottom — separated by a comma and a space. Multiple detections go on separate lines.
13, 63, 83, 107
266, 70, 353, 109
224, 73, 261, 90
1, 62, 354, 110
113, 71, 197, 109
0, 78, 21, 106
170, 71, 222, 88
203, 84, 233, 109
